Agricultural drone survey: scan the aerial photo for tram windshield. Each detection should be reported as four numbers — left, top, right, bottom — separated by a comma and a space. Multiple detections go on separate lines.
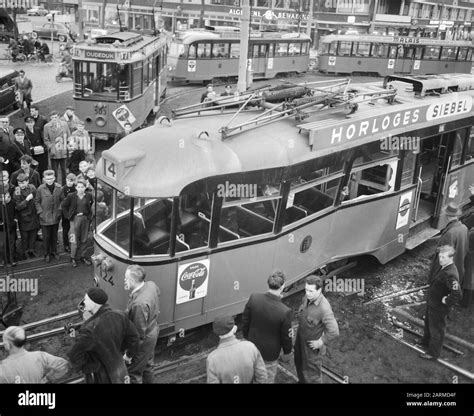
75, 61, 131, 100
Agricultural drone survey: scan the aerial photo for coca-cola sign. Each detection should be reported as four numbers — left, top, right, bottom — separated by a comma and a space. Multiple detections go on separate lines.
179, 262, 208, 291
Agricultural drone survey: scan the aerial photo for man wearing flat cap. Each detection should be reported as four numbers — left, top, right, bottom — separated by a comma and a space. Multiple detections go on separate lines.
428, 202, 468, 286
62, 106, 82, 133
206, 315, 267, 383
68, 287, 139, 383
11, 154, 41, 189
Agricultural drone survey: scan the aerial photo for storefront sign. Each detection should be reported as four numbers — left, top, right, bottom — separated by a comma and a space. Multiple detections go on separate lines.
228, 8, 308, 21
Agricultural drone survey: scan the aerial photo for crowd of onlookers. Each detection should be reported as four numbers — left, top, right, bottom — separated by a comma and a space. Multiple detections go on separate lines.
0, 99, 101, 268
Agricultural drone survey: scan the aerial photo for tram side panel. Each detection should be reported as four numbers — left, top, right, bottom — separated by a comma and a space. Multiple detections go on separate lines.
273, 211, 337, 286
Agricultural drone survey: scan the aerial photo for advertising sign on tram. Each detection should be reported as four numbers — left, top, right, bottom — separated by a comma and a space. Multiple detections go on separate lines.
176, 259, 210, 304
112, 104, 137, 129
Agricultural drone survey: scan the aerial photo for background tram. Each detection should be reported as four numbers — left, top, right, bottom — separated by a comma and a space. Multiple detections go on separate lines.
72, 31, 168, 140
91, 74, 474, 338
318, 34, 473, 76
167, 29, 311, 84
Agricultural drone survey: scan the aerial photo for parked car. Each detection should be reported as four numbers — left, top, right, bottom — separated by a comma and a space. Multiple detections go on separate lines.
27, 7, 49, 16
0, 69, 20, 114
32, 23, 77, 42
46, 10, 62, 21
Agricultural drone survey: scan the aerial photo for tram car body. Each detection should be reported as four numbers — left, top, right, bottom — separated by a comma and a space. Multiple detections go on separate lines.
72, 31, 168, 140
167, 29, 311, 83
318, 34, 473, 76
93, 74, 474, 337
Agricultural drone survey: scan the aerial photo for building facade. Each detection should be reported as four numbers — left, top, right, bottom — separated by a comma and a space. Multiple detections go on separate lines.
64, 0, 474, 47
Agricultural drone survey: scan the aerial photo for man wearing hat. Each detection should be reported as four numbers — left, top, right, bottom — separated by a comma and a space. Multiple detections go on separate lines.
14, 70, 33, 114
68, 287, 139, 384
62, 106, 82, 133
24, 115, 48, 177
420, 245, 462, 360
206, 315, 267, 383
11, 154, 41, 189
428, 202, 468, 286
0, 117, 14, 145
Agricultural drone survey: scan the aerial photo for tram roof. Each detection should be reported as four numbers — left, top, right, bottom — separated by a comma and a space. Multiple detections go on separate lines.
73, 31, 167, 62
174, 30, 311, 44
320, 34, 473, 47
98, 78, 474, 197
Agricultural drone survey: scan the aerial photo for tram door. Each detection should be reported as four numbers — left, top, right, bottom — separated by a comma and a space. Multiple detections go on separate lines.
413, 132, 459, 227
251, 44, 267, 76
401, 47, 415, 73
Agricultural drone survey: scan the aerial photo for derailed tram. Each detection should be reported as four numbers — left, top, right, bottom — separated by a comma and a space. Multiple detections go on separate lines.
92, 74, 474, 338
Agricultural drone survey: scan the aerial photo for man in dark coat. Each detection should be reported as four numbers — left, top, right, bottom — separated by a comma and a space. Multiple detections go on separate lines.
124, 264, 160, 383
13, 173, 39, 259
60, 179, 93, 267
24, 116, 48, 177
0, 170, 18, 266
429, 203, 468, 286
14, 70, 33, 113
69, 288, 139, 384
30, 106, 48, 134
242, 270, 293, 383
420, 245, 462, 359
34, 170, 64, 262
294, 275, 339, 383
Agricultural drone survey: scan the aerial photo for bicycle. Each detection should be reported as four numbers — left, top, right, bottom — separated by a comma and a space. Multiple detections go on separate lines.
3, 48, 27, 63
28, 50, 54, 66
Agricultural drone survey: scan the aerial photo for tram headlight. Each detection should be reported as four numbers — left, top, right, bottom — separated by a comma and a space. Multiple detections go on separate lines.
168, 66, 175, 72
95, 116, 106, 127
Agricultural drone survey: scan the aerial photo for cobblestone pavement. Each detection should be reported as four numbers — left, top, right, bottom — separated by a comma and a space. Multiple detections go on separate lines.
0, 42, 72, 107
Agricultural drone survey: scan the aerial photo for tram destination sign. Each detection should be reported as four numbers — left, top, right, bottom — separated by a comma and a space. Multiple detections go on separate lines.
309, 94, 473, 152
84, 50, 116, 60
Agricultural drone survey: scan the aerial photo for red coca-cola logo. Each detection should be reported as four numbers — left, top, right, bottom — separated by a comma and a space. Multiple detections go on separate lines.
179, 263, 208, 291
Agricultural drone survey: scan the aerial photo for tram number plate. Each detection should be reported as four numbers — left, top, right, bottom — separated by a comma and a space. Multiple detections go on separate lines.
104, 160, 117, 180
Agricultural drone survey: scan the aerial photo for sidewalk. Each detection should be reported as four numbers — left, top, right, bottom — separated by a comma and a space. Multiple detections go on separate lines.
0, 42, 72, 104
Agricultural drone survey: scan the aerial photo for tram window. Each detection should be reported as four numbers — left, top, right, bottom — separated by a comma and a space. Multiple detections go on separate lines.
388, 46, 397, 59
197, 43, 211, 58
343, 160, 397, 202
354, 42, 370, 57
404, 48, 415, 59
458, 47, 469, 60
354, 140, 399, 167
288, 43, 300, 56
230, 43, 240, 58
133, 198, 173, 256
440, 47, 457, 60
276, 42, 288, 56
302, 42, 309, 55
259, 44, 267, 57
83, 62, 118, 98
252, 44, 259, 58
212, 42, 229, 58
400, 151, 417, 188
338, 41, 352, 56
467, 49, 473, 62
132, 62, 143, 97
451, 131, 464, 168
143, 58, 150, 87
465, 129, 474, 162
371, 44, 388, 58
268, 43, 275, 57
414, 47, 423, 59
283, 175, 342, 227
188, 43, 197, 59
424, 46, 441, 60
175, 193, 213, 252
219, 184, 280, 240
327, 42, 337, 55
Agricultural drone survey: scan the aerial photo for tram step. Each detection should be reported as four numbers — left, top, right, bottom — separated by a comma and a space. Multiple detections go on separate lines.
406, 227, 440, 250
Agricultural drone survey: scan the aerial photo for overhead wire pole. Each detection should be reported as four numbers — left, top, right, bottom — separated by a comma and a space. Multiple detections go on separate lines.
237, 0, 251, 93
306, 0, 313, 43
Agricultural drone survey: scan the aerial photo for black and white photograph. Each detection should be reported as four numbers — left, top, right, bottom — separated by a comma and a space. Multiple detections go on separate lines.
0, 0, 473, 412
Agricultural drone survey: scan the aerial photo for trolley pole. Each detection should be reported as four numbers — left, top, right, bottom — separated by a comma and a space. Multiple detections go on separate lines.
77, 0, 85, 41
237, 0, 251, 93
